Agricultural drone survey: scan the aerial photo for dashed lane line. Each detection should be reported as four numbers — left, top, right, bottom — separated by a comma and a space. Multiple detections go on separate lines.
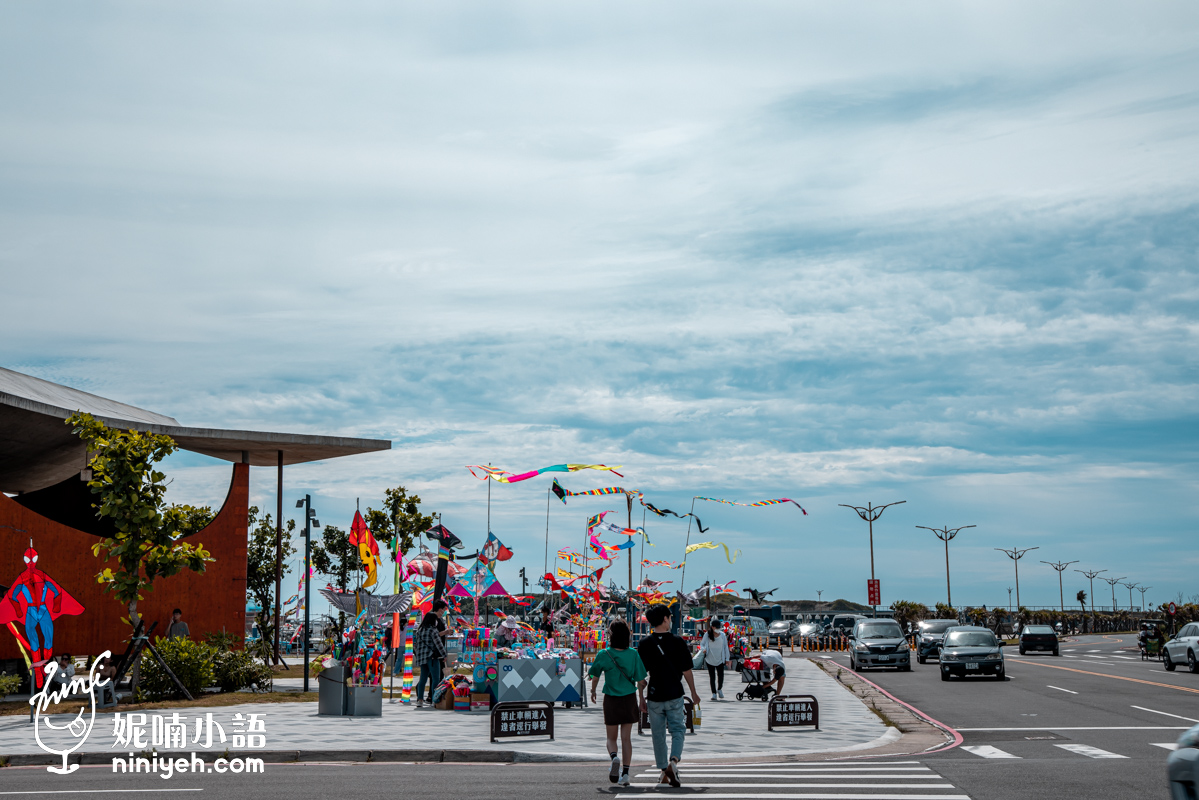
1047, 685, 1078, 694
1005, 657, 1199, 694
1130, 705, 1199, 723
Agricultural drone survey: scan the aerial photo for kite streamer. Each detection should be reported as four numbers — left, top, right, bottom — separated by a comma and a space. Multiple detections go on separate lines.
642, 559, 676, 568
467, 464, 623, 484
696, 496, 807, 515
554, 480, 709, 533
684, 541, 741, 564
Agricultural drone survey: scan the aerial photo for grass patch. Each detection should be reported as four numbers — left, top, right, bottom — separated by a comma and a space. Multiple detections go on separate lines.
0, 691, 316, 717
866, 702, 899, 728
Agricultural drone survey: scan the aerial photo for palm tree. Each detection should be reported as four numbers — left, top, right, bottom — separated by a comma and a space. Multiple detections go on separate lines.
1077, 590, 1088, 633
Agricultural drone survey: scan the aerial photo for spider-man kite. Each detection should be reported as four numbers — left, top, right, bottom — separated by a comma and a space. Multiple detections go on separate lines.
0, 544, 84, 688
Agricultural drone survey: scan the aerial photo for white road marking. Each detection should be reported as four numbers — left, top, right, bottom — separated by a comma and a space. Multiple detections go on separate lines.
1152, 743, 1180, 751
1131, 705, 1199, 723
1047, 685, 1077, 694
635, 773, 937, 778
629, 783, 956, 789
1055, 744, 1128, 759
1111, 655, 1137, 660
1088, 650, 1103, 653
962, 745, 1020, 759
643, 795, 971, 800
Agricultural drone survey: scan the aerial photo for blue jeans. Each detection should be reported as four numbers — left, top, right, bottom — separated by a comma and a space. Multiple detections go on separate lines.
415, 659, 442, 701
647, 697, 686, 769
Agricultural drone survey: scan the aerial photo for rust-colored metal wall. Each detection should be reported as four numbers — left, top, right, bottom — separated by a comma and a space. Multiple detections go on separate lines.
0, 464, 248, 659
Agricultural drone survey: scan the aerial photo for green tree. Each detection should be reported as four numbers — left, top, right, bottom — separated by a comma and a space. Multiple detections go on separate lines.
889, 600, 926, 631
67, 413, 214, 630
311, 524, 353, 630
245, 506, 296, 664
934, 602, 957, 620
365, 486, 435, 583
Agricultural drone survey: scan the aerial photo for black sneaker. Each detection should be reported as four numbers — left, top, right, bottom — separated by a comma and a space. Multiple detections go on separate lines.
665, 759, 681, 788
609, 754, 620, 783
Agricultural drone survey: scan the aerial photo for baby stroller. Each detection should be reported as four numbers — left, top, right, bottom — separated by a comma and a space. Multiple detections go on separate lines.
736, 657, 775, 702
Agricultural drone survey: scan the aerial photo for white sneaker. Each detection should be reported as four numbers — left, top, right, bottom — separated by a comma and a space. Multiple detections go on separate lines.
711, 693, 718, 701
415, 699, 424, 708
609, 754, 620, 783
717, 690, 724, 699
618, 772, 630, 786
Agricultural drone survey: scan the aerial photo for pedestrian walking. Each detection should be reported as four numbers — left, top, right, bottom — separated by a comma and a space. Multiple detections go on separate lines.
698, 617, 731, 700
637, 604, 700, 788
413, 606, 447, 707
588, 620, 647, 786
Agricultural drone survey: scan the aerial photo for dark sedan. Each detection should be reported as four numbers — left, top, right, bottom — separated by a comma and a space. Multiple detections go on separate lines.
767, 619, 801, 646
1019, 624, 1060, 656
915, 619, 959, 664
939, 627, 1006, 681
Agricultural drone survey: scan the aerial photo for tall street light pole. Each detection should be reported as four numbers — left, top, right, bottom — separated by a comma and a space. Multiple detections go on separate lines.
1138, 586, 1151, 611
1122, 582, 1138, 612
1075, 569, 1106, 627
915, 524, 975, 608
1040, 560, 1079, 613
995, 546, 1039, 609
839, 500, 906, 615
295, 495, 318, 693
1103, 576, 1127, 613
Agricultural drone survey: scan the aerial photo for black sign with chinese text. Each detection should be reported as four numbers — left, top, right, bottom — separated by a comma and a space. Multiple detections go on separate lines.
490, 701, 554, 742
768, 694, 819, 731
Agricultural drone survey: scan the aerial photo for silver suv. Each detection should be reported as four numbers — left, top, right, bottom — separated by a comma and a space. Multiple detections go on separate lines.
1164, 622, 1199, 673
849, 619, 911, 671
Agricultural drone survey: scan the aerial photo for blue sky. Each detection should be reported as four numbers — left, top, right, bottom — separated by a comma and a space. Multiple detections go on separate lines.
2, 2, 1197, 612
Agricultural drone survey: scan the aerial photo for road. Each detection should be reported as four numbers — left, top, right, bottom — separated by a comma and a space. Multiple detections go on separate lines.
0, 634, 1191, 799
818, 632, 1197, 799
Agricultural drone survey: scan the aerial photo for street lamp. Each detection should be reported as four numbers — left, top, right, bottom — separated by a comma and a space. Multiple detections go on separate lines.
1102, 576, 1127, 613
295, 495, 320, 693
1074, 569, 1106, 628
1138, 586, 1152, 611
839, 500, 906, 614
1122, 581, 1138, 612
915, 524, 975, 608
994, 546, 1039, 609
1040, 560, 1079, 614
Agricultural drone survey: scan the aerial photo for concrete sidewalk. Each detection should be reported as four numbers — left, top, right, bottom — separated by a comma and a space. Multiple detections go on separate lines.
0, 657, 902, 765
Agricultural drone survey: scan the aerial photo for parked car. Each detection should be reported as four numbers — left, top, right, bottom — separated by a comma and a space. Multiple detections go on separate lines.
1164, 622, 1199, 673
915, 619, 959, 664
1167, 722, 1199, 798
1018, 624, 1059, 656
767, 619, 802, 646
939, 626, 1005, 681
797, 621, 825, 637
848, 619, 911, 671
727, 615, 769, 640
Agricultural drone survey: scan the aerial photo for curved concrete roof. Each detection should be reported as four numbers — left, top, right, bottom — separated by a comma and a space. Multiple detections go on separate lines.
0, 366, 391, 493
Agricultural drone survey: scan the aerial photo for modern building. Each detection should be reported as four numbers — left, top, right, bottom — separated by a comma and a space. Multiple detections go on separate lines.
0, 366, 389, 662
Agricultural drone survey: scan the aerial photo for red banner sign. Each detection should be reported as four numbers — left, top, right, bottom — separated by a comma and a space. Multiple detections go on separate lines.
867, 579, 880, 606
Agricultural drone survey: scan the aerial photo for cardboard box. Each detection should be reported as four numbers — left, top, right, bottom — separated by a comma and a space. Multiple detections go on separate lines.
435, 691, 455, 710
470, 692, 491, 712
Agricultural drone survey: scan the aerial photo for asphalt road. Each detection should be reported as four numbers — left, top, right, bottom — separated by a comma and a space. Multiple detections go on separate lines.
1, 634, 1191, 799
819, 632, 1198, 799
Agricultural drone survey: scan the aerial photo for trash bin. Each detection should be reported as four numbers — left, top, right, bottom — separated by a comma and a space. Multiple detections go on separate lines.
317, 666, 347, 716
347, 684, 383, 716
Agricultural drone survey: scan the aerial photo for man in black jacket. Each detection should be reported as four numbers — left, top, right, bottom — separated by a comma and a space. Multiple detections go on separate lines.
637, 604, 700, 788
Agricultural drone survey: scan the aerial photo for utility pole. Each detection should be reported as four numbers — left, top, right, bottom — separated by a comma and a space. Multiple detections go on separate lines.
995, 546, 1039, 609
1103, 576, 1127, 613
1040, 560, 1078, 613
1138, 585, 1151, 611
839, 500, 906, 614
1074, 569, 1106, 629
295, 495, 318, 693
916, 524, 975, 608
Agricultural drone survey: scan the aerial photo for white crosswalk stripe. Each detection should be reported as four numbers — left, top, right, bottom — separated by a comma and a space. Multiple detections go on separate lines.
962, 745, 1020, 759
1152, 743, 1179, 751
630, 760, 971, 797
1055, 744, 1128, 759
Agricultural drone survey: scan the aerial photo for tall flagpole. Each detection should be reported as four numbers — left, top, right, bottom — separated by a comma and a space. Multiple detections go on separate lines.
679, 497, 697, 593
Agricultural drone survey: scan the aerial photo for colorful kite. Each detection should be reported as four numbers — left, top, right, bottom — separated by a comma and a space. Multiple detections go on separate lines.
553, 481, 710, 533
684, 541, 741, 564
641, 559, 676, 568
467, 464, 624, 484
586, 510, 614, 531
696, 496, 808, 515
448, 560, 509, 599
480, 532, 513, 566
0, 543, 85, 688
349, 511, 381, 588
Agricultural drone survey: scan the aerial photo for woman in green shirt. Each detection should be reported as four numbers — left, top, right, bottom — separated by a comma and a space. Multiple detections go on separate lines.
588, 620, 647, 786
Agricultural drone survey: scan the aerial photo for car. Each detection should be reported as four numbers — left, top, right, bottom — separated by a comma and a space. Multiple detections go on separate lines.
848, 618, 911, 671
939, 626, 1005, 681
797, 621, 825, 637
915, 619, 959, 664
1164, 622, 1199, 673
829, 614, 867, 637
727, 615, 769, 640
1018, 624, 1059, 656
767, 619, 801, 646
1167, 723, 1199, 798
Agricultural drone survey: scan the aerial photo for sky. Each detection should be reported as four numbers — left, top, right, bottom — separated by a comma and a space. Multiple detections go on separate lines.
1, 2, 1197, 614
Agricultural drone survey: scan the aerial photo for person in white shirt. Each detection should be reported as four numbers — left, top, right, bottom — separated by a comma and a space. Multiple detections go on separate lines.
758, 649, 787, 695
698, 618, 732, 700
